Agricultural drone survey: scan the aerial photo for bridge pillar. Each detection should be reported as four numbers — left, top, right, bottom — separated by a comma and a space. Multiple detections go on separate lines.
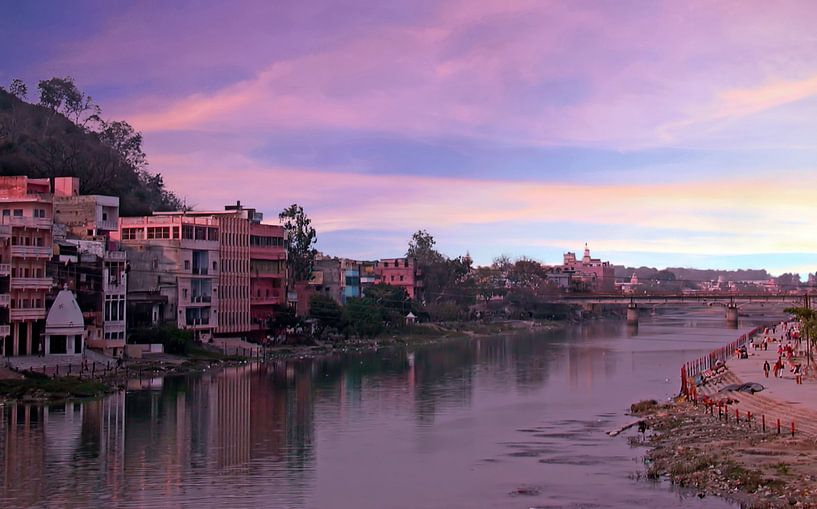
726, 303, 739, 326
626, 303, 639, 325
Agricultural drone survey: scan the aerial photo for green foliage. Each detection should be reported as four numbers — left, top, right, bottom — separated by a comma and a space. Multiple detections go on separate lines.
309, 294, 345, 337
345, 297, 385, 338
0, 82, 182, 216
279, 203, 317, 282
128, 326, 193, 355
267, 306, 302, 333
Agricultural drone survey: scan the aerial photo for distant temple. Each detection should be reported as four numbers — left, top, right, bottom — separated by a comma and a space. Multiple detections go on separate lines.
560, 244, 615, 292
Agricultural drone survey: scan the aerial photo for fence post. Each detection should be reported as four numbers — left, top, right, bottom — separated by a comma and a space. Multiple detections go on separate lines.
777, 418, 781, 434
762, 414, 766, 432
792, 422, 795, 437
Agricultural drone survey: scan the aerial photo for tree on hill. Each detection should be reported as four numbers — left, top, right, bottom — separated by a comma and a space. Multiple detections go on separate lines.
0, 77, 182, 216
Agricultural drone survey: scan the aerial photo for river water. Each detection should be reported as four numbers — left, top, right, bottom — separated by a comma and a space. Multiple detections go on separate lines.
0, 307, 782, 508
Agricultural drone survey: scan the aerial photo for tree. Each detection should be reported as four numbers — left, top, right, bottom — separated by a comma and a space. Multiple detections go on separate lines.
98, 120, 146, 169
407, 229, 444, 266
38, 76, 99, 126
345, 298, 384, 338
8, 79, 27, 100
785, 306, 817, 367
279, 204, 317, 282
309, 294, 345, 338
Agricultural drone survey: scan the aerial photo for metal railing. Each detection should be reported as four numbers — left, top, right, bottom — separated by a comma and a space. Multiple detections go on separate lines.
11, 277, 52, 289
11, 245, 52, 258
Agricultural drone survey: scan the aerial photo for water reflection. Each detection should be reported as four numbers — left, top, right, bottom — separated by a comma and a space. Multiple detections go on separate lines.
0, 310, 779, 508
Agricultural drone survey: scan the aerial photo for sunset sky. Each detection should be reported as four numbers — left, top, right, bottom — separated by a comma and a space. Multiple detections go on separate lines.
3, 0, 817, 274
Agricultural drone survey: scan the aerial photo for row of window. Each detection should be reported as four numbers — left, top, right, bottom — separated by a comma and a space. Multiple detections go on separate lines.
104, 298, 125, 322
250, 235, 285, 247
1, 209, 47, 218
121, 226, 219, 241
10, 236, 46, 246
382, 259, 410, 268
11, 267, 44, 278
14, 298, 43, 309
104, 331, 125, 340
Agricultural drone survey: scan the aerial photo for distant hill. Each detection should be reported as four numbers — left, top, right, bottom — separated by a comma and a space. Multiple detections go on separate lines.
613, 265, 772, 282
0, 82, 180, 216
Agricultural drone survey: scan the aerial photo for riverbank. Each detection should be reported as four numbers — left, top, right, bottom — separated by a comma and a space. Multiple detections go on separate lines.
0, 319, 563, 403
632, 399, 817, 508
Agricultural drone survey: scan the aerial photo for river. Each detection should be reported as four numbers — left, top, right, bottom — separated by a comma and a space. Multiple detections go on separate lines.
0, 307, 782, 508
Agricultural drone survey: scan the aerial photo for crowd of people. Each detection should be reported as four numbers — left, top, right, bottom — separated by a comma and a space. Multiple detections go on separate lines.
753, 321, 805, 384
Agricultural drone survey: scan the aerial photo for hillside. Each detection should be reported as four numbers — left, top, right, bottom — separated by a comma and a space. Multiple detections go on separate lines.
0, 85, 180, 216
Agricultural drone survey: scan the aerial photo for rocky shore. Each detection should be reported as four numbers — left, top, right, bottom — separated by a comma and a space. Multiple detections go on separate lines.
632, 399, 817, 508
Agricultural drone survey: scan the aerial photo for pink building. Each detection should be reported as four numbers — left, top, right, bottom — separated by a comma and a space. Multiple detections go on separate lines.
0, 176, 53, 356
117, 214, 220, 341
375, 257, 418, 299
561, 244, 615, 292
249, 222, 286, 330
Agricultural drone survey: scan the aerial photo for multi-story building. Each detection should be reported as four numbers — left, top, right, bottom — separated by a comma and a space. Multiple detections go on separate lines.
561, 244, 615, 292
0, 176, 53, 356
117, 214, 220, 341
185, 202, 286, 336
249, 222, 286, 331
309, 256, 343, 303
375, 257, 418, 299
52, 178, 126, 355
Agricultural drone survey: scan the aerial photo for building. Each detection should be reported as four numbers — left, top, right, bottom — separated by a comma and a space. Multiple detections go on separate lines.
184, 202, 287, 336
560, 244, 615, 292
117, 214, 220, 341
249, 222, 286, 331
0, 176, 54, 356
309, 256, 343, 303
43, 288, 84, 355
52, 178, 126, 355
375, 257, 418, 299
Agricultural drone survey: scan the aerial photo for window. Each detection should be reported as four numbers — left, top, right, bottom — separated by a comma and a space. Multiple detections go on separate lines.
147, 226, 170, 239
33, 209, 46, 218
213, 261, 217, 271
173, 227, 180, 239
102, 212, 108, 221
399, 275, 404, 281
184, 260, 190, 270
12, 209, 22, 217
2, 210, 8, 217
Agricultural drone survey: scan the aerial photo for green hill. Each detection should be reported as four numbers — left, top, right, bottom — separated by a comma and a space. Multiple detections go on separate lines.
0, 79, 180, 216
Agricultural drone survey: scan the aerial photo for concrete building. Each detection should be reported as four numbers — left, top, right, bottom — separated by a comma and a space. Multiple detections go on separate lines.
249, 222, 286, 331
561, 244, 615, 292
53, 179, 126, 355
117, 214, 220, 341
376, 257, 418, 299
309, 256, 343, 303
0, 176, 54, 356
184, 202, 287, 336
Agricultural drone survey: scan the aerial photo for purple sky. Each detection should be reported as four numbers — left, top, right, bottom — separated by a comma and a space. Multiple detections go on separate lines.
3, 0, 817, 274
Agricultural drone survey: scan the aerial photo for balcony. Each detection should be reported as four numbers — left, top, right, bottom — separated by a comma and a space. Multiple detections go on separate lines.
11, 245, 52, 258
0, 264, 10, 277
190, 295, 212, 304
11, 308, 46, 320
0, 325, 9, 337
11, 277, 52, 290
0, 294, 10, 307
2, 216, 52, 229
192, 267, 209, 275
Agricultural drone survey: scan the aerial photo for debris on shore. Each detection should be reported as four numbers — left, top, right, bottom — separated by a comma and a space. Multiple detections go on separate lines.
631, 399, 817, 508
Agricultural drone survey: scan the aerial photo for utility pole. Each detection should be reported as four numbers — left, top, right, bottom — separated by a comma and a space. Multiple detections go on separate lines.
807, 292, 812, 369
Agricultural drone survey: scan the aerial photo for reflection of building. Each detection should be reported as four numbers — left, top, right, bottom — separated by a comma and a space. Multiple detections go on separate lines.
117, 214, 220, 341
561, 244, 615, 292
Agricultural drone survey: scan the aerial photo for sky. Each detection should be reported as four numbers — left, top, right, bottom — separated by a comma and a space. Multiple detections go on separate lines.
3, 0, 817, 275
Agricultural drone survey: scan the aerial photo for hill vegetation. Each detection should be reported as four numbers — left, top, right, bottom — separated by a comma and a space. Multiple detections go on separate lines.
0, 77, 181, 216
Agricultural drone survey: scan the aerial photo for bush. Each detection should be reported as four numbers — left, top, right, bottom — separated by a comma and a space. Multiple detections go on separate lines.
128, 326, 193, 355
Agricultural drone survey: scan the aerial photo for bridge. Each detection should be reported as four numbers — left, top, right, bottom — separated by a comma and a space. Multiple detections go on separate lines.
559, 293, 808, 325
